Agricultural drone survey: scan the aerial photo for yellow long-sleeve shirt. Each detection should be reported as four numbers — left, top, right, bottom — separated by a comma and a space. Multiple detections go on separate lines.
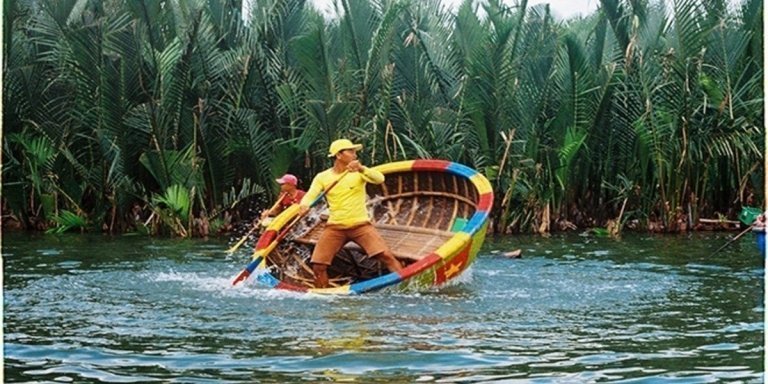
300, 167, 385, 227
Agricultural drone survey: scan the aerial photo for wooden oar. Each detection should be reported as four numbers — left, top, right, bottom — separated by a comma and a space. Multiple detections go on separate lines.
709, 224, 754, 257
225, 192, 286, 255
232, 171, 349, 286
224, 224, 259, 255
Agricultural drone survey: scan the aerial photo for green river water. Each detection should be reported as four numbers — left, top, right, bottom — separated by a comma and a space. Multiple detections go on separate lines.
3, 231, 764, 383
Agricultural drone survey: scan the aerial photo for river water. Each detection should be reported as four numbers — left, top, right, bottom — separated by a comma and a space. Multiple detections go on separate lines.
3, 232, 764, 383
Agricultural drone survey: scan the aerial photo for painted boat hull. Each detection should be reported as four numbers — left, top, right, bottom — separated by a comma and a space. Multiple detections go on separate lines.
239, 160, 493, 294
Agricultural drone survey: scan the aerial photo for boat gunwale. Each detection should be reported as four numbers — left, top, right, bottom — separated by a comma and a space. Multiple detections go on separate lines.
247, 159, 493, 294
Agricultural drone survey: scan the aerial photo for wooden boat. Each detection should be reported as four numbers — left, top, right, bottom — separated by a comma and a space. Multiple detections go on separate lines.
232, 160, 493, 294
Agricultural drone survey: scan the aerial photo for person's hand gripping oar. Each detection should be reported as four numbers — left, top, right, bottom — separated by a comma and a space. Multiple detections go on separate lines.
225, 192, 286, 255
232, 171, 349, 286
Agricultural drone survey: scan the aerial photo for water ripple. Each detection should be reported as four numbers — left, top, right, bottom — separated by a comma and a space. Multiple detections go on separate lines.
3, 233, 763, 383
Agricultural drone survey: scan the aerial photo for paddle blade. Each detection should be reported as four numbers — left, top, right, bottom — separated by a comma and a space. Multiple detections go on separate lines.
231, 258, 262, 286
232, 269, 251, 286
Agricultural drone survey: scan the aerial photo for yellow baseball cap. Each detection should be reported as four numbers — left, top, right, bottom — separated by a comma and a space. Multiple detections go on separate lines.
328, 139, 363, 157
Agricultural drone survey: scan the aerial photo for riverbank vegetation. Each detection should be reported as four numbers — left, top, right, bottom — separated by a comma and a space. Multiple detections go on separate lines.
3, 0, 763, 236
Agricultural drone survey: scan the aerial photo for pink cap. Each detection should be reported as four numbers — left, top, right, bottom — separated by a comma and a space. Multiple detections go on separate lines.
275, 174, 298, 186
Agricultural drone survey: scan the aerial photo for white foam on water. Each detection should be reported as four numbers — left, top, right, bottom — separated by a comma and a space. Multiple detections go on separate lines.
478, 269, 503, 276
247, 286, 338, 302
446, 267, 473, 286
152, 270, 235, 292
149, 269, 337, 302
147, 259, 474, 302
37, 249, 63, 256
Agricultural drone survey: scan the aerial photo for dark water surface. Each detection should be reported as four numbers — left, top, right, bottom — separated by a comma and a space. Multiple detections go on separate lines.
3, 232, 764, 383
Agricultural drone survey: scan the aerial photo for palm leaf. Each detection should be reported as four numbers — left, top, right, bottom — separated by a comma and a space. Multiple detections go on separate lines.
152, 184, 192, 222
47, 209, 87, 233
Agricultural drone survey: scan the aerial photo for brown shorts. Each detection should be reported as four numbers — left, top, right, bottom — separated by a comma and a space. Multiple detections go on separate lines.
310, 222, 390, 265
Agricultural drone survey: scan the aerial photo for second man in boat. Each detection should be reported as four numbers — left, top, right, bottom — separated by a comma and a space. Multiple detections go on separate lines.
260, 173, 306, 226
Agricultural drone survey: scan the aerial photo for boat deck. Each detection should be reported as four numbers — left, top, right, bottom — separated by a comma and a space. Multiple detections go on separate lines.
293, 222, 455, 261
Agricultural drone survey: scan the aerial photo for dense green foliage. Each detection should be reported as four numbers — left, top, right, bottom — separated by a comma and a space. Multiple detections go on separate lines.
3, 0, 763, 235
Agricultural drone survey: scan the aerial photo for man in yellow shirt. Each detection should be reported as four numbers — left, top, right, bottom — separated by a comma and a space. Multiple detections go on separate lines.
299, 139, 403, 288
